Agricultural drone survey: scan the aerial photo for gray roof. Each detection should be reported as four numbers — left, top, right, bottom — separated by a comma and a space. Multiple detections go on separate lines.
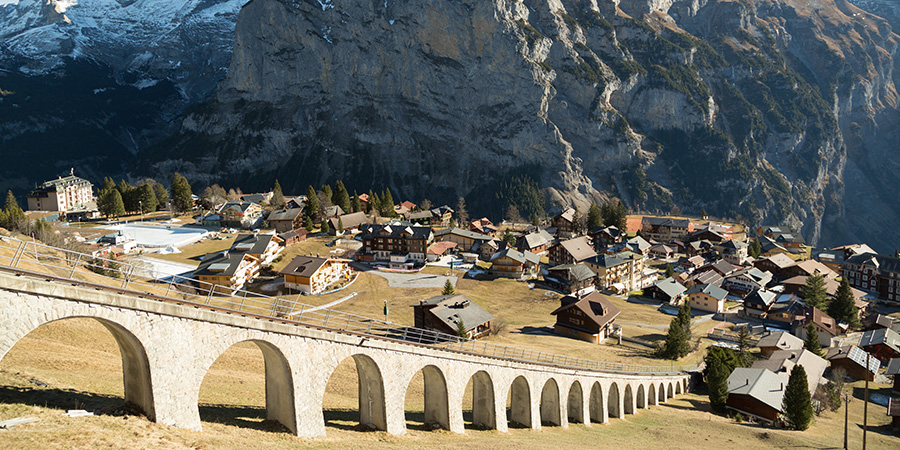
516, 229, 554, 250
727, 368, 786, 413
551, 291, 621, 330
686, 283, 728, 301
194, 251, 256, 278
435, 227, 493, 242
322, 205, 345, 217
859, 328, 900, 351
556, 236, 597, 261
417, 295, 494, 332
886, 358, 900, 375
329, 211, 368, 230
490, 247, 540, 265
230, 233, 280, 256
757, 331, 803, 351
825, 346, 881, 374
585, 252, 632, 269
643, 217, 691, 228
745, 289, 779, 309
652, 277, 687, 299
278, 255, 328, 278
624, 235, 652, 253
268, 208, 302, 222
751, 349, 827, 395
547, 263, 596, 283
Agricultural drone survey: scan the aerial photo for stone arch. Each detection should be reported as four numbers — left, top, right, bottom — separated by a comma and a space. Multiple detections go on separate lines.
507, 376, 531, 428
404, 364, 450, 430
648, 383, 658, 406
589, 381, 605, 423
567, 380, 584, 424
658, 382, 667, 403
197, 338, 296, 434
0, 315, 155, 420
466, 370, 496, 429
624, 384, 635, 414
324, 354, 387, 431
540, 378, 561, 426
637, 384, 646, 409
675, 380, 683, 395
668, 382, 675, 399
607, 382, 621, 419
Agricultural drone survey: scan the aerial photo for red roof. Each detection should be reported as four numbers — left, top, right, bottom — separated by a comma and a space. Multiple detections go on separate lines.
400, 200, 417, 210
428, 241, 458, 255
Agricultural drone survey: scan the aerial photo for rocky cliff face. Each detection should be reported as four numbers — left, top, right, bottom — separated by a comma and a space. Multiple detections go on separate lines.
4, 0, 898, 252
0, 0, 247, 189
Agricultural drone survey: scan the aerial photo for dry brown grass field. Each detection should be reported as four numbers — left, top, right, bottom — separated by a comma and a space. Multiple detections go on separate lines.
1, 320, 898, 449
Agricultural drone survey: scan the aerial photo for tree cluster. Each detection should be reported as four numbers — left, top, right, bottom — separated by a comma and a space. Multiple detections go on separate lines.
601, 199, 628, 231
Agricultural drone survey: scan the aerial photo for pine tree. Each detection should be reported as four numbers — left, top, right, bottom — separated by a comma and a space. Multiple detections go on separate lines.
271, 180, 285, 208
381, 189, 395, 217
665, 264, 675, 278
748, 239, 762, 259
442, 279, 455, 296
170, 173, 193, 213
306, 185, 319, 217
782, 365, 813, 430
803, 322, 823, 357
107, 189, 126, 219
337, 217, 344, 234
151, 181, 169, 209
661, 302, 693, 359
333, 180, 351, 213
456, 319, 468, 339
321, 184, 333, 205
677, 301, 692, 340
351, 191, 361, 213
502, 230, 516, 246
136, 184, 158, 214
4, 190, 23, 220
800, 273, 828, 310
456, 196, 469, 225
100, 177, 116, 193
571, 208, 584, 235
587, 203, 603, 230
828, 277, 860, 329
320, 219, 331, 234
370, 191, 380, 215
303, 214, 314, 231
366, 190, 376, 213
705, 346, 734, 413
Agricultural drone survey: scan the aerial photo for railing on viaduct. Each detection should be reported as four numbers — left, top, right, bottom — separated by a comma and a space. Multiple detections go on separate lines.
0, 235, 698, 375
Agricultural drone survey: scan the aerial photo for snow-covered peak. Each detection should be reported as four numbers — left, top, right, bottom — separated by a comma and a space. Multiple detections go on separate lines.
1, 0, 250, 95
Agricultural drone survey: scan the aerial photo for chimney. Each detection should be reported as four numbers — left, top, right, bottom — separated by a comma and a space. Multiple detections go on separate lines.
780, 383, 783, 391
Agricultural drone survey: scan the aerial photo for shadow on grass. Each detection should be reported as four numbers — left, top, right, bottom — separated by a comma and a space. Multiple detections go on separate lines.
514, 326, 556, 336
199, 403, 290, 433
855, 422, 900, 438
0, 385, 138, 416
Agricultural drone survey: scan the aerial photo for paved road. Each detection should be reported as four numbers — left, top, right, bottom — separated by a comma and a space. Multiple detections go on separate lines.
368, 270, 458, 289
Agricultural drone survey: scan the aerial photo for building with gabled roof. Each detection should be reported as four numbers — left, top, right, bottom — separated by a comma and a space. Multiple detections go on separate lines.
268, 208, 304, 233
489, 248, 540, 279
640, 216, 693, 242
279, 256, 351, 295
328, 211, 368, 235
743, 288, 779, 319
217, 201, 265, 229
583, 251, 645, 293
551, 291, 621, 344
724, 267, 773, 297
590, 225, 623, 250
886, 358, 900, 394
859, 328, 900, 362
645, 277, 687, 305
751, 349, 827, 396
515, 229, 555, 254
549, 236, 597, 266
757, 331, 803, 357
726, 367, 786, 424
412, 294, 493, 339
792, 307, 838, 348
546, 263, 596, 294
686, 283, 729, 313
230, 232, 284, 266
469, 217, 498, 236
434, 227, 494, 252
826, 345, 881, 381
194, 250, 260, 294
358, 221, 434, 265
553, 207, 578, 237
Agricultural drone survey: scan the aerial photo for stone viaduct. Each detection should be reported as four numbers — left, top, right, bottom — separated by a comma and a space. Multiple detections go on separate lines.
0, 269, 691, 438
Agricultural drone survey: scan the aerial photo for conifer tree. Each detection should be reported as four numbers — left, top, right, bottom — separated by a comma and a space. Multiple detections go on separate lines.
381, 189, 396, 217
271, 180, 285, 208
321, 184, 333, 204
828, 277, 860, 329
800, 273, 828, 310
456, 196, 469, 224
366, 190, 376, 213
782, 365, 813, 430
737, 326, 753, 367
748, 239, 762, 259
102, 189, 126, 219
351, 191, 361, 213
337, 217, 344, 234
705, 346, 734, 413
170, 173, 193, 213
335, 181, 351, 213
661, 302, 693, 359
587, 203, 603, 230
100, 177, 116, 193
320, 219, 330, 234
803, 322, 823, 357
303, 214, 314, 231
665, 264, 675, 278
306, 185, 319, 217
4, 190, 23, 220
442, 279, 455, 296
456, 319, 468, 339
136, 183, 158, 214
151, 181, 169, 209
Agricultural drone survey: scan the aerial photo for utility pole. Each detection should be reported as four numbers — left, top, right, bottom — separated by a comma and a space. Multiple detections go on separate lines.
863, 352, 869, 450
